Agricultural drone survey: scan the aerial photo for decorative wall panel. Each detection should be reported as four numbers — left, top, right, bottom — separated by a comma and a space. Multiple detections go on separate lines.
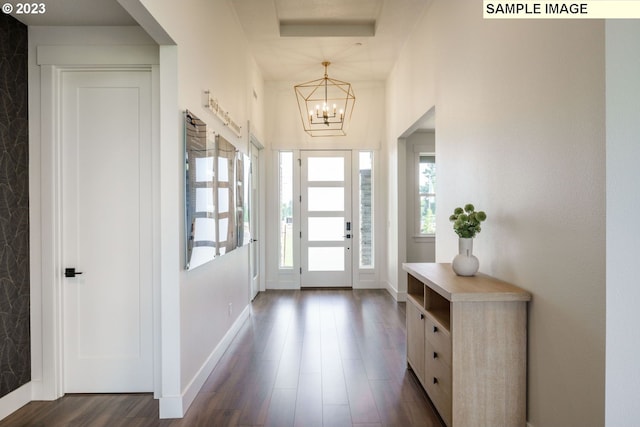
0, 14, 31, 397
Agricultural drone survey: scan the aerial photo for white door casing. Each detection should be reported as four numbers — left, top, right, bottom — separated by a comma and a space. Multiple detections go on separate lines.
300, 151, 352, 287
249, 141, 261, 300
61, 70, 153, 392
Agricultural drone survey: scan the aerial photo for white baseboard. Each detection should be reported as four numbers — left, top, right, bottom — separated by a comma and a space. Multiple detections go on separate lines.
160, 305, 251, 419
352, 279, 383, 289
0, 383, 31, 421
159, 394, 183, 419
385, 280, 406, 302
266, 279, 299, 290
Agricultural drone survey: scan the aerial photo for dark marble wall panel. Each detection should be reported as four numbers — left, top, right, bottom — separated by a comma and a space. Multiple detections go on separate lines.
0, 14, 31, 397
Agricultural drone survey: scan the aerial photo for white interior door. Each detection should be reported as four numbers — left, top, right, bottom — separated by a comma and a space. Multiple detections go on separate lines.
300, 151, 352, 287
249, 142, 261, 300
61, 70, 153, 393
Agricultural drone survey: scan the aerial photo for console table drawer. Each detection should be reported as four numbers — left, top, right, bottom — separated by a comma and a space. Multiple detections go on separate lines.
424, 347, 452, 427
424, 313, 451, 363
425, 339, 452, 393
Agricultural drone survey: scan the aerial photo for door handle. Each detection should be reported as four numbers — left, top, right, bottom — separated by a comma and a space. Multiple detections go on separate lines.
65, 268, 83, 278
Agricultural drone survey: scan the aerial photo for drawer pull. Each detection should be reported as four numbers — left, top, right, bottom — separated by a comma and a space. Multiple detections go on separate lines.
433, 377, 438, 384
433, 325, 438, 333
433, 352, 438, 359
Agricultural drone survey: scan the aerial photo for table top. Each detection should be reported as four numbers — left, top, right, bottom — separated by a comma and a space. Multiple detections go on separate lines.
403, 262, 532, 302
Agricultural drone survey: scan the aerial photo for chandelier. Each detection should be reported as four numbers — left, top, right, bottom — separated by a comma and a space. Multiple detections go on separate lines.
294, 61, 355, 137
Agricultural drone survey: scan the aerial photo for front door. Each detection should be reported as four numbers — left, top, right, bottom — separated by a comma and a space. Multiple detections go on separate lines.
61, 70, 153, 392
300, 151, 352, 287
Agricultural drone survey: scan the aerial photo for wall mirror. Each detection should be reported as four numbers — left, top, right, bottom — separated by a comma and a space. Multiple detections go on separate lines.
185, 110, 215, 270
184, 110, 249, 270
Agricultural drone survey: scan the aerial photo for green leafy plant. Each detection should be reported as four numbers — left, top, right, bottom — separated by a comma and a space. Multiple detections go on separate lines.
449, 204, 487, 238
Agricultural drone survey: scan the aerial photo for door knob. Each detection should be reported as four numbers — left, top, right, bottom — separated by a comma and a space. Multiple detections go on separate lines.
65, 268, 83, 278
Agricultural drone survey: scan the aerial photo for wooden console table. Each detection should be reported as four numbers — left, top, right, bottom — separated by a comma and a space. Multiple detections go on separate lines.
402, 263, 531, 427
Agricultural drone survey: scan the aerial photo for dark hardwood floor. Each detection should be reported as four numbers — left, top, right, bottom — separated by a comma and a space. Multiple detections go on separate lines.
1, 290, 444, 427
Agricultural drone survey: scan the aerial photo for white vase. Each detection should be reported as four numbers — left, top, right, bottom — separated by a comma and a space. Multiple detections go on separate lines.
452, 237, 479, 276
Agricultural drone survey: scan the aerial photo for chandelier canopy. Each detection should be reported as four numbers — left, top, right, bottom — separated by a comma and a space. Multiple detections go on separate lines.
294, 61, 355, 137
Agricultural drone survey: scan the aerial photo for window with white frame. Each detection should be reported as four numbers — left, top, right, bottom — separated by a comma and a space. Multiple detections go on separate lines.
279, 151, 293, 268
418, 154, 436, 235
359, 151, 374, 268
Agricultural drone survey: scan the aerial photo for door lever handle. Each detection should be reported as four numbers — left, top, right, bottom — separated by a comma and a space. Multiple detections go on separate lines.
65, 268, 83, 278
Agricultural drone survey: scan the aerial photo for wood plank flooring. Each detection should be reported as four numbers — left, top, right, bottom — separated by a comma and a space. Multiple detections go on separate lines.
0, 290, 444, 427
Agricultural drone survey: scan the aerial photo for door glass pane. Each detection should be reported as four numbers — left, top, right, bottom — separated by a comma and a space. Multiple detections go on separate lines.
308, 217, 344, 241
308, 187, 344, 211
308, 157, 344, 181
308, 247, 344, 271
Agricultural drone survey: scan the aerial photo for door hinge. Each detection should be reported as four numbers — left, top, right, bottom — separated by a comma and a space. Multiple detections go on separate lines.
298, 158, 301, 166
300, 267, 302, 274
299, 195, 302, 202
299, 231, 302, 238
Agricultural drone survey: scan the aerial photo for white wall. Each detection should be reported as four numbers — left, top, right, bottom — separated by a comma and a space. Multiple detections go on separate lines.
605, 20, 640, 427
128, 0, 265, 417
386, 2, 605, 426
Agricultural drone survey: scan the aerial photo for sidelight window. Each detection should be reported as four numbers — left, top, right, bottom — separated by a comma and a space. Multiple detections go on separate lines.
359, 151, 374, 268
279, 151, 293, 268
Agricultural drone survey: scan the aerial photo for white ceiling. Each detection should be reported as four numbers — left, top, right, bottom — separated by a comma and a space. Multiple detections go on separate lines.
12, 0, 430, 82
231, 0, 431, 82
10, 0, 136, 26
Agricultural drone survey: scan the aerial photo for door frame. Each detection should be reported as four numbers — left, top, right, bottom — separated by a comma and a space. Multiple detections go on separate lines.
60, 69, 153, 393
33, 46, 161, 400
248, 130, 265, 300
299, 150, 353, 287
270, 148, 380, 291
